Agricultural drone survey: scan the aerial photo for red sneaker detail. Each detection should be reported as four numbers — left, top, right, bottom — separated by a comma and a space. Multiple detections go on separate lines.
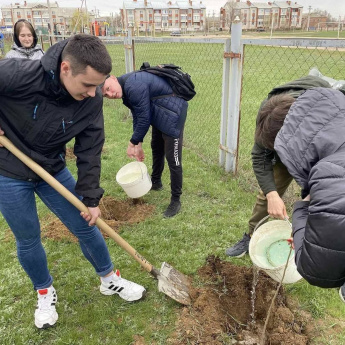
38, 288, 48, 295
115, 269, 121, 277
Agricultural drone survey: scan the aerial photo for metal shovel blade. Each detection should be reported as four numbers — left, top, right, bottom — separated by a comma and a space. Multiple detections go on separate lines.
157, 262, 191, 305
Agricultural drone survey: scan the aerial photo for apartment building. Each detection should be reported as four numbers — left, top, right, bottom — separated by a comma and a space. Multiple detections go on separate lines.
220, 0, 303, 31
0, 1, 94, 35
121, 0, 207, 32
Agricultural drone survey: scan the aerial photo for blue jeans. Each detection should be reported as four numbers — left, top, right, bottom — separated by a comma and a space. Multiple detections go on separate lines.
0, 168, 114, 290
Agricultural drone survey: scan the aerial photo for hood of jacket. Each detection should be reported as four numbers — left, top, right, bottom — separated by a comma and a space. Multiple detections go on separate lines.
268, 75, 331, 98
274, 87, 345, 190
13, 20, 38, 48
40, 39, 71, 100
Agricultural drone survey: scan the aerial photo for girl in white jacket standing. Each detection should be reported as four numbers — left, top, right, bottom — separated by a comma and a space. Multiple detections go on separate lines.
5, 19, 44, 60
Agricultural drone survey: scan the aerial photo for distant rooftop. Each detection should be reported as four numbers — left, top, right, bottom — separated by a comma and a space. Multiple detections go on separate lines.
123, 0, 206, 10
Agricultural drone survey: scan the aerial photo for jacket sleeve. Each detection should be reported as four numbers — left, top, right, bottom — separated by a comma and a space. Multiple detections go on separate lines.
0, 59, 20, 92
74, 102, 105, 207
0, 59, 39, 94
126, 82, 151, 144
251, 142, 276, 195
251, 97, 277, 195
292, 200, 309, 266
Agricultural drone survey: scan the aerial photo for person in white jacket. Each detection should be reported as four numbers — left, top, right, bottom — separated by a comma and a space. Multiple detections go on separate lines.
5, 19, 44, 60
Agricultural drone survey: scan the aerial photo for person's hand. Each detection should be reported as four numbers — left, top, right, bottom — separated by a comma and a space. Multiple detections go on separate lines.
80, 206, 101, 226
303, 194, 310, 202
0, 126, 4, 147
266, 191, 288, 220
127, 142, 145, 162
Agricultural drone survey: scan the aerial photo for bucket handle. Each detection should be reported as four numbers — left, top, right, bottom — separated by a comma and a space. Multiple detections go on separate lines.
253, 215, 292, 234
135, 161, 145, 180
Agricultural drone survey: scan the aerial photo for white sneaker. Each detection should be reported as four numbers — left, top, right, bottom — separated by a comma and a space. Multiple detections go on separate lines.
35, 286, 58, 329
100, 270, 146, 302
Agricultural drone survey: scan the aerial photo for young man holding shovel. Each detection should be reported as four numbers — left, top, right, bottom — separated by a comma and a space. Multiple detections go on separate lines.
0, 34, 145, 329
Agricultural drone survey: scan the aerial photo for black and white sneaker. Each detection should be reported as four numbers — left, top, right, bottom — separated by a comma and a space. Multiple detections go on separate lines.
35, 286, 58, 329
225, 233, 251, 258
100, 270, 146, 302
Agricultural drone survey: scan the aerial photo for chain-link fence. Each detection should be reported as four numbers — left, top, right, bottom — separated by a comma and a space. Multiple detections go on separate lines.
3, 32, 345, 201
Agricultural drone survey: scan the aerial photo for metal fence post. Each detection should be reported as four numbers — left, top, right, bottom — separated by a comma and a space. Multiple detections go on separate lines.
225, 16, 243, 173
124, 27, 134, 73
219, 38, 231, 167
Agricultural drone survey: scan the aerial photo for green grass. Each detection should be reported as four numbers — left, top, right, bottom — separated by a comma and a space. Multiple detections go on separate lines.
1, 37, 345, 344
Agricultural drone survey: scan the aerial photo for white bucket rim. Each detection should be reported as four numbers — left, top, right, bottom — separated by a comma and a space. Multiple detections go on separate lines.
116, 162, 147, 186
249, 218, 295, 269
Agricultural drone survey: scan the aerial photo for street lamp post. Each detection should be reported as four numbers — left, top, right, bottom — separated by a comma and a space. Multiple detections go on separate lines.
307, 5, 311, 32
270, 9, 274, 39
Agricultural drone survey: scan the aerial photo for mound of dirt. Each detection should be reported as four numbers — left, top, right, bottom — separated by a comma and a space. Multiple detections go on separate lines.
41, 196, 155, 242
169, 256, 312, 345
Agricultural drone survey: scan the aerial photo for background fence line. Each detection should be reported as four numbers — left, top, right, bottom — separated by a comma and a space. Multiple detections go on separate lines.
103, 32, 345, 190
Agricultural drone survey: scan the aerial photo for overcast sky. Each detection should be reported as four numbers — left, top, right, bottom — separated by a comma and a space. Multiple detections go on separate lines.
0, 0, 342, 19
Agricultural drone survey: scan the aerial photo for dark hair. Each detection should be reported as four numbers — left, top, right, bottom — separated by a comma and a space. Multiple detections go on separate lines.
255, 93, 296, 150
61, 34, 112, 76
14, 19, 37, 48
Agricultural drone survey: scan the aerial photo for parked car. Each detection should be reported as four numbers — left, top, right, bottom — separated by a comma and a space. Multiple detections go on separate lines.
256, 27, 265, 32
170, 31, 181, 36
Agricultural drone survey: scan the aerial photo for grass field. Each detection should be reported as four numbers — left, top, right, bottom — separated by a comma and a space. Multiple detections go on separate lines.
1, 36, 345, 344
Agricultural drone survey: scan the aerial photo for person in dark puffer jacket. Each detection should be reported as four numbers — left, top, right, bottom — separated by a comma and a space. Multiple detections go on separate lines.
225, 75, 332, 258
103, 72, 188, 218
255, 86, 345, 303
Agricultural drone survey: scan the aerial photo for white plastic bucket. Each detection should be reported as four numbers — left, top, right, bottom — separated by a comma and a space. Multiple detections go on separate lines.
116, 162, 152, 198
249, 216, 303, 284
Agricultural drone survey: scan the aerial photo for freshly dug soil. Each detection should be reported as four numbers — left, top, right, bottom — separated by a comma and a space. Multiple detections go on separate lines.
41, 196, 155, 242
169, 256, 312, 345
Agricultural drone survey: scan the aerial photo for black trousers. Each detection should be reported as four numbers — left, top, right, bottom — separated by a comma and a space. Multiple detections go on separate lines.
151, 125, 184, 200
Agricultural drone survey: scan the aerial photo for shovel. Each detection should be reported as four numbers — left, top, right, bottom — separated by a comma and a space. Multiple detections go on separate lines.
0, 135, 191, 305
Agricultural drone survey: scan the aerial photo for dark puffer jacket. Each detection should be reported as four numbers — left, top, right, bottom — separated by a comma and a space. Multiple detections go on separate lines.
118, 71, 188, 144
0, 39, 105, 207
275, 87, 345, 288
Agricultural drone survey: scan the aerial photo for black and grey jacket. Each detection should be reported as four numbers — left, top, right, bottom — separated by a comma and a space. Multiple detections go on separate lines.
252, 76, 331, 195
275, 87, 345, 288
5, 20, 44, 60
0, 39, 105, 207
5, 43, 44, 60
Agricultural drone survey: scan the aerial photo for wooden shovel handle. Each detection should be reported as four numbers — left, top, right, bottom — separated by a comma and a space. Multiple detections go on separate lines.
0, 136, 154, 273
